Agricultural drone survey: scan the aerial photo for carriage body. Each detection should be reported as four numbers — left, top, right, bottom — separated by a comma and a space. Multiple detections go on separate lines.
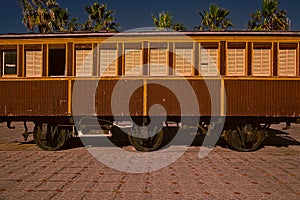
0, 31, 299, 151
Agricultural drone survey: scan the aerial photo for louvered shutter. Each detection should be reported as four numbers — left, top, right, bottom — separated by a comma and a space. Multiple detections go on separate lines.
99, 49, 117, 76
125, 49, 142, 76
227, 49, 245, 76
26, 51, 42, 77
175, 48, 193, 76
252, 49, 271, 76
278, 49, 296, 76
149, 49, 167, 76
76, 49, 93, 76
200, 48, 218, 76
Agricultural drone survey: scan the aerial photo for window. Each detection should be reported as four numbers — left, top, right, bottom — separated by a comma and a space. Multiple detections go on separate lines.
75, 44, 92, 77
278, 49, 297, 76
124, 43, 142, 76
48, 45, 66, 76
76, 49, 93, 77
99, 43, 117, 76
2, 50, 17, 75
278, 43, 298, 77
252, 43, 272, 76
227, 42, 246, 76
200, 45, 218, 76
26, 51, 42, 77
174, 43, 193, 76
252, 49, 271, 76
149, 43, 168, 76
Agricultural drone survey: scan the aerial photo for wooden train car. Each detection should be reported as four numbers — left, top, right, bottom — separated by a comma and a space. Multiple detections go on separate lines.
0, 31, 299, 151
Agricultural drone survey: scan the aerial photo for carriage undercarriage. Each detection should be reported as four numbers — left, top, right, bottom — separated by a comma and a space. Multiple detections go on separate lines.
4, 116, 297, 152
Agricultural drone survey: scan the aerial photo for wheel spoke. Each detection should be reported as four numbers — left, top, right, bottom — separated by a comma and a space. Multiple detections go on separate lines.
128, 126, 164, 151
225, 124, 267, 152
33, 124, 67, 151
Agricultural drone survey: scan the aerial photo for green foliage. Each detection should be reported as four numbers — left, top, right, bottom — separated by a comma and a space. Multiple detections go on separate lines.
196, 3, 234, 31
152, 11, 186, 31
82, 2, 119, 32
248, 0, 289, 31
19, 0, 80, 33
19, 0, 64, 33
18, 0, 291, 33
152, 11, 173, 29
172, 23, 187, 31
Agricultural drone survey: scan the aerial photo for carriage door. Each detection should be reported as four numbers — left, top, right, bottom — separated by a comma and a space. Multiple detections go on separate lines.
48, 44, 66, 76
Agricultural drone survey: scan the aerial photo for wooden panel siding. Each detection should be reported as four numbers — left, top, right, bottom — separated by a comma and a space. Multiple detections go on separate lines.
0, 80, 68, 116
273, 43, 278, 76
72, 79, 144, 117
225, 79, 300, 117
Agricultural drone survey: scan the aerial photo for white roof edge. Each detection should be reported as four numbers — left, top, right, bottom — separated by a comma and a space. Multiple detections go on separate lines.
0, 31, 300, 38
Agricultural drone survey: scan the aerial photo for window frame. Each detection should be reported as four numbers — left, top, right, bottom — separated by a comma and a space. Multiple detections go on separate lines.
24, 44, 42, 77
199, 42, 219, 77
226, 42, 246, 76
252, 43, 273, 77
1, 45, 18, 77
174, 42, 194, 76
278, 43, 298, 77
124, 43, 143, 76
98, 43, 118, 77
75, 43, 93, 77
149, 42, 168, 76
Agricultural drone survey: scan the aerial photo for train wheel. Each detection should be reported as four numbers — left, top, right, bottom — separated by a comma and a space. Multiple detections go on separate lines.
33, 124, 67, 151
128, 127, 164, 151
224, 124, 266, 152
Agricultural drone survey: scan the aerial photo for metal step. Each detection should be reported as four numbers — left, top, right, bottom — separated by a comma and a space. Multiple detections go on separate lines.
77, 130, 112, 137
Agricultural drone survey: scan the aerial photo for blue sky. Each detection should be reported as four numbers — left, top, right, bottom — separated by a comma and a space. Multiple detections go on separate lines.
0, 0, 299, 33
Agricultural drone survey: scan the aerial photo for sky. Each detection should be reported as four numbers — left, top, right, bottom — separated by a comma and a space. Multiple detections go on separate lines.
0, 0, 299, 34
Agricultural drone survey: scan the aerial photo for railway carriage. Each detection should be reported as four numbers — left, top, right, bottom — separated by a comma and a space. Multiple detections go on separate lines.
0, 31, 299, 151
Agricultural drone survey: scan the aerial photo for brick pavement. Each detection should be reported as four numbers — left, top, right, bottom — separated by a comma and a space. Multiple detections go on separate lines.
0, 122, 299, 200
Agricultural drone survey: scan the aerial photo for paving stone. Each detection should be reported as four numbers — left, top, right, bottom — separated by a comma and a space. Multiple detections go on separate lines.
0, 122, 299, 199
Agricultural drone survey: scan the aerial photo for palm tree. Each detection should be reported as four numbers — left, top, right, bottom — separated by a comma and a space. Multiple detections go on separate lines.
152, 11, 187, 31
83, 2, 119, 32
196, 4, 234, 31
152, 11, 173, 29
19, 0, 37, 32
173, 23, 187, 31
247, 0, 289, 31
19, 0, 76, 33
67, 17, 80, 32
47, 1, 69, 32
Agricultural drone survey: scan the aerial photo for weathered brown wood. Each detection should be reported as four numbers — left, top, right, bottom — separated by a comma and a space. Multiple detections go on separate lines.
18, 45, 23, 77
175, 42, 193, 49
75, 43, 92, 50
99, 43, 117, 49
24, 44, 41, 50
117, 43, 123, 76
279, 43, 298, 49
42, 44, 47, 77
253, 42, 272, 49
220, 41, 226, 76
247, 42, 252, 76
0, 45, 17, 50
201, 42, 219, 49
143, 41, 148, 75
124, 43, 142, 49
67, 42, 73, 76
92, 44, 98, 76
227, 42, 246, 49
168, 42, 174, 75
194, 42, 199, 76
273, 43, 278, 77
0, 80, 69, 116
150, 42, 167, 49
225, 79, 300, 117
